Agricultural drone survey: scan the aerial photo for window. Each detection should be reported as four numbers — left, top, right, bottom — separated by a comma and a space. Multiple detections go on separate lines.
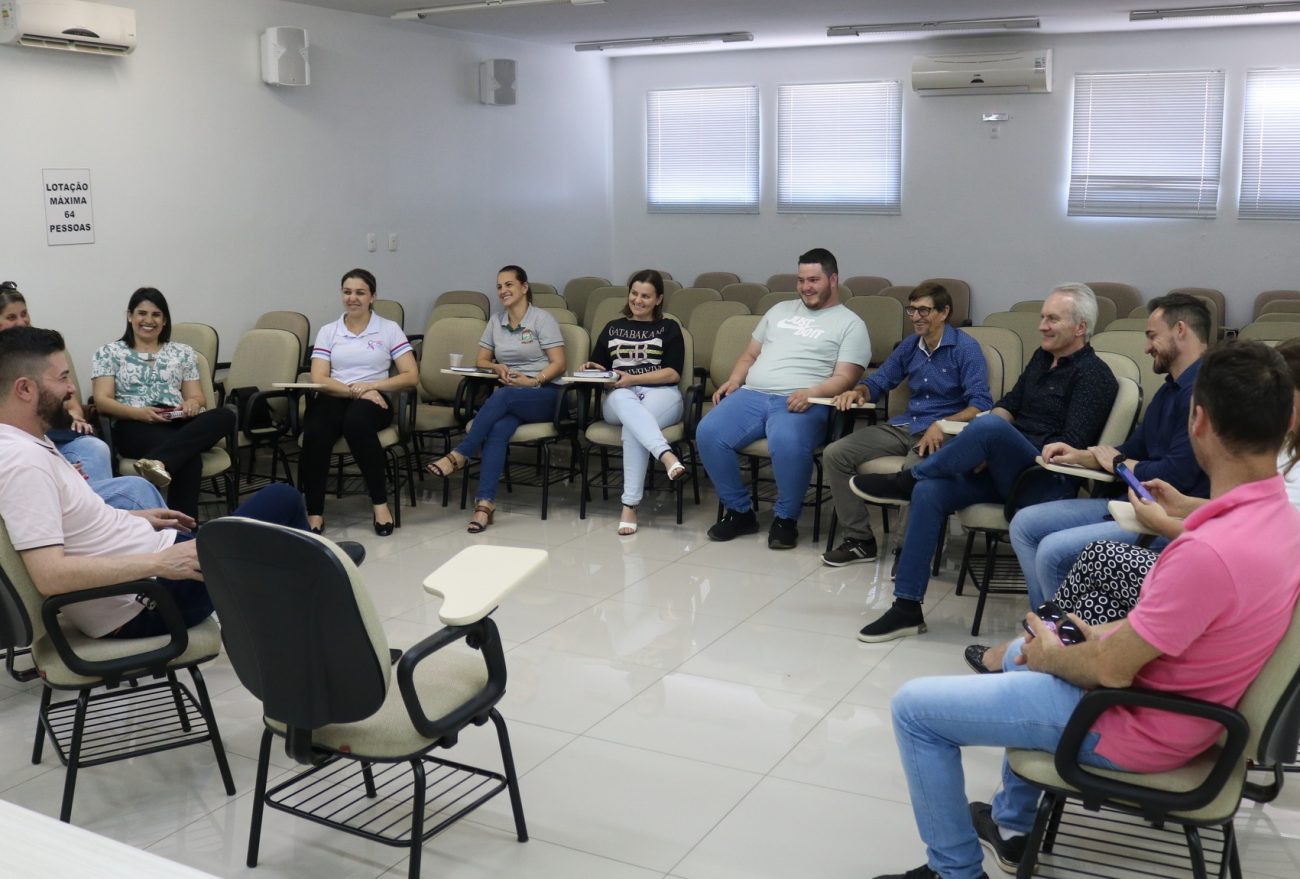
1240, 68, 1300, 221
1068, 70, 1225, 219
646, 86, 759, 214
777, 81, 902, 214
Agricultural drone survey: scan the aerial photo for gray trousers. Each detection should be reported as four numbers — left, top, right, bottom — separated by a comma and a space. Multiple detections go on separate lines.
823, 422, 922, 543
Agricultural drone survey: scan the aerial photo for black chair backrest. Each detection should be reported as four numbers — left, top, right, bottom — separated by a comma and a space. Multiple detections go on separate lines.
196, 518, 391, 731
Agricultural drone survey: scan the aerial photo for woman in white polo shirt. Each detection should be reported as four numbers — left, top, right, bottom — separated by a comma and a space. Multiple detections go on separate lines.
425, 265, 566, 533
300, 269, 417, 536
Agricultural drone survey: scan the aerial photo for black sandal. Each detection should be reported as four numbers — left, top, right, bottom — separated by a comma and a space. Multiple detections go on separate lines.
467, 503, 494, 534
428, 452, 467, 478
964, 644, 1000, 674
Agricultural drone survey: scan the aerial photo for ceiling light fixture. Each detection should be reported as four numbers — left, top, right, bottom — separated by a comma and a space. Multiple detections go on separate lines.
393, 0, 604, 20
1130, 3, 1300, 20
827, 17, 1040, 37
574, 31, 754, 52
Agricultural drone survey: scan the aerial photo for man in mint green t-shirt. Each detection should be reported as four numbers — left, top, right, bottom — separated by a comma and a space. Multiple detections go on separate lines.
698, 248, 870, 550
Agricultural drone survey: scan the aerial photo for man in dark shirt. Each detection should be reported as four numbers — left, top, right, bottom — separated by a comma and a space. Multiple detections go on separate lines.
852, 284, 1118, 642
1006, 293, 1211, 611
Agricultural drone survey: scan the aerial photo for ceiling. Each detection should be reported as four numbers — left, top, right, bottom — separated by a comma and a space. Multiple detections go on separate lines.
286, 0, 1300, 54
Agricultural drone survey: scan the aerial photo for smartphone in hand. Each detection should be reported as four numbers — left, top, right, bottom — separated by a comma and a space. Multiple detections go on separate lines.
1114, 461, 1156, 503
1022, 601, 1086, 645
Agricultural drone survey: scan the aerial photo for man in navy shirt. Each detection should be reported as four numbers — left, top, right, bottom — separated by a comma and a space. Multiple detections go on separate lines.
822, 282, 992, 567
851, 285, 1118, 642
1006, 293, 1211, 610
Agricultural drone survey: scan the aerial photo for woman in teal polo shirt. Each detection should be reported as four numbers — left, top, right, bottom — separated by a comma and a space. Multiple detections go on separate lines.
426, 265, 566, 533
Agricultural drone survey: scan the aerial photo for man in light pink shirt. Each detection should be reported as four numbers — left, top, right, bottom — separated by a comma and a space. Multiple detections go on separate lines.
877, 341, 1300, 879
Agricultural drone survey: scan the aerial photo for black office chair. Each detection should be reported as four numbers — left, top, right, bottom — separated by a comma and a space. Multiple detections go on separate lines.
196, 519, 545, 879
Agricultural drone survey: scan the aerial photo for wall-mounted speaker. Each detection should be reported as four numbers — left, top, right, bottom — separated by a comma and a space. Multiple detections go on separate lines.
479, 58, 516, 105
261, 27, 310, 87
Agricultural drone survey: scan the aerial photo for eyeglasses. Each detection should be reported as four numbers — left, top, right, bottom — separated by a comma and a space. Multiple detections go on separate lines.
0, 282, 17, 292
904, 305, 934, 317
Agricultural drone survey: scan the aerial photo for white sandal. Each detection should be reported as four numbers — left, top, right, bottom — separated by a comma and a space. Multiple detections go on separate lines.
660, 453, 686, 482
618, 505, 638, 536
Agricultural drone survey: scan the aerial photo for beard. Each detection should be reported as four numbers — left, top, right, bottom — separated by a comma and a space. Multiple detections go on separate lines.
1150, 349, 1171, 375
37, 387, 73, 431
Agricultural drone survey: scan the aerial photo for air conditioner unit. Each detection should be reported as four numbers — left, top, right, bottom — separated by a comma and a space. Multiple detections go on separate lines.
0, 0, 137, 55
912, 50, 1051, 96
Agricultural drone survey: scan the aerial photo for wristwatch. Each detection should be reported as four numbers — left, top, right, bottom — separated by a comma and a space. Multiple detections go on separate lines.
1112, 452, 1126, 471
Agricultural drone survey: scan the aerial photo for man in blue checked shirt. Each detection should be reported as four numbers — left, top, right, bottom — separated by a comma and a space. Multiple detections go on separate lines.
821, 282, 992, 568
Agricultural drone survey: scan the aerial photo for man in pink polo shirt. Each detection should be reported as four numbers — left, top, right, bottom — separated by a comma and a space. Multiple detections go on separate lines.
877, 341, 1300, 879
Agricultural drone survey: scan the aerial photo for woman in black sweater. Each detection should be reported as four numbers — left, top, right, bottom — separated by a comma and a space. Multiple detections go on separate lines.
585, 270, 687, 535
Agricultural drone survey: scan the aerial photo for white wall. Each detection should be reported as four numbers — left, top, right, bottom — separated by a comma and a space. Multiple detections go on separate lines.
609, 25, 1300, 325
1, 0, 612, 374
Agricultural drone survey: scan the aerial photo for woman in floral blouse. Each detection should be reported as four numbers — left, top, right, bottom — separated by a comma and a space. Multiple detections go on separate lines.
91, 287, 236, 518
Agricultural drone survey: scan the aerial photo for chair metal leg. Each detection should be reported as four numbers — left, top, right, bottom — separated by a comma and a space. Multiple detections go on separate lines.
540, 443, 552, 520
361, 761, 377, 798
811, 458, 824, 543
1184, 825, 1209, 879
166, 670, 192, 733
971, 532, 998, 636
1224, 822, 1242, 879
407, 758, 427, 879
58, 690, 90, 822
1041, 796, 1067, 852
689, 442, 701, 504
955, 530, 977, 596
1017, 791, 1058, 879
599, 448, 610, 501
491, 708, 529, 842
578, 444, 591, 519
32, 686, 51, 765
189, 666, 236, 796
247, 728, 273, 867
932, 514, 947, 576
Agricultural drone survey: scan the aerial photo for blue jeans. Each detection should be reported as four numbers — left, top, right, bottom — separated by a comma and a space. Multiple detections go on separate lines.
1010, 498, 1153, 608
90, 475, 167, 511
110, 483, 310, 639
891, 639, 1123, 879
55, 433, 114, 484
601, 385, 683, 506
894, 416, 1071, 602
696, 388, 829, 520
455, 385, 561, 503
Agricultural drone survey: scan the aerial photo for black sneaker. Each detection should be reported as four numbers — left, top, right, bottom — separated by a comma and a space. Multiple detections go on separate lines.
873, 865, 988, 879
768, 516, 799, 550
822, 536, 878, 566
971, 801, 1026, 874
707, 507, 759, 542
850, 470, 917, 505
858, 599, 926, 643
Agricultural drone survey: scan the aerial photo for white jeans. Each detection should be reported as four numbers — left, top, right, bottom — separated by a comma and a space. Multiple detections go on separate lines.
601, 386, 684, 506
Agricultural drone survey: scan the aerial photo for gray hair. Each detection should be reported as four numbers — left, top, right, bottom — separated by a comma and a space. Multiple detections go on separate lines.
1049, 282, 1098, 341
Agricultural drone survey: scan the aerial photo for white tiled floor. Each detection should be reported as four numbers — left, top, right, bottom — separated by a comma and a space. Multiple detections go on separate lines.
4, 480, 1300, 878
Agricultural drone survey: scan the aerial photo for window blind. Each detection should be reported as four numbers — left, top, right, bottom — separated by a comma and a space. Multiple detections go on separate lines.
1068, 70, 1225, 219
1240, 68, 1300, 221
777, 81, 902, 215
646, 86, 759, 214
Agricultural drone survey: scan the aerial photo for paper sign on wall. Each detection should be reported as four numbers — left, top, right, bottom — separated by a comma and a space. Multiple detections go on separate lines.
43, 169, 95, 246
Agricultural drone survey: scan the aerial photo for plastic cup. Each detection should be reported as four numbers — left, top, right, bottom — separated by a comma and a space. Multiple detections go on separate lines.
449, 353, 464, 368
